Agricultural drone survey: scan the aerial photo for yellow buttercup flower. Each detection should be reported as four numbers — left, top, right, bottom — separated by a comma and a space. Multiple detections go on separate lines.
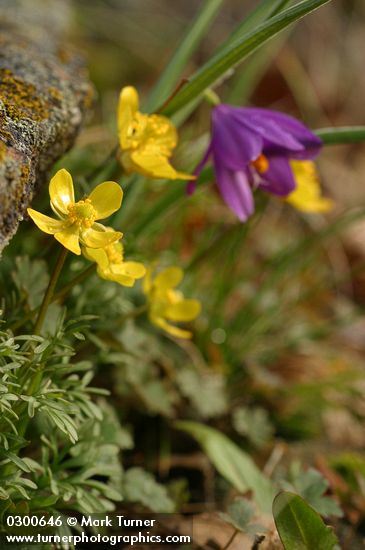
286, 161, 334, 213
83, 232, 146, 287
118, 86, 193, 180
27, 169, 123, 255
143, 266, 201, 339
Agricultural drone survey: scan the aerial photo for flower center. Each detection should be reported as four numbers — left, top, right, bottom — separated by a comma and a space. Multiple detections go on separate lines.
125, 114, 174, 156
105, 242, 123, 265
126, 113, 148, 150
250, 154, 269, 174
67, 199, 97, 228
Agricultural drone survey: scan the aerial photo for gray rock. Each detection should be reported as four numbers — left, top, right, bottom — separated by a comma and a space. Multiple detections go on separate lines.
0, 0, 93, 254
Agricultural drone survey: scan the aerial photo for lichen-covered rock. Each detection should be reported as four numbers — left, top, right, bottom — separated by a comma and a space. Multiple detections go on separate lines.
0, 0, 93, 254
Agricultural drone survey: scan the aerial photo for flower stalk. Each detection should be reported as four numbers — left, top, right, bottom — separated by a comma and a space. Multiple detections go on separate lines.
33, 247, 68, 335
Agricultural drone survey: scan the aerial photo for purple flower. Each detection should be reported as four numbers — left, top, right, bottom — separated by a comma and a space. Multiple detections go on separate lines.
187, 105, 322, 221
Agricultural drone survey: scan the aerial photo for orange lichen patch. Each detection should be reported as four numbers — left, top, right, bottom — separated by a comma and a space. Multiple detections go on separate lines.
83, 85, 95, 110
0, 140, 7, 162
57, 47, 72, 64
48, 86, 63, 102
0, 69, 49, 121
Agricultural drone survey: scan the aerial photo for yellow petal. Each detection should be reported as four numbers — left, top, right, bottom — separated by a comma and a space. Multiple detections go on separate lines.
82, 246, 109, 269
54, 227, 81, 255
88, 182, 123, 219
152, 316, 192, 339
131, 150, 193, 180
119, 86, 139, 115
143, 266, 153, 294
93, 264, 137, 287
165, 299, 201, 322
118, 86, 139, 149
154, 267, 184, 290
27, 208, 65, 234
81, 226, 122, 248
108, 272, 137, 287
287, 161, 334, 213
113, 261, 146, 279
49, 169, 75, 216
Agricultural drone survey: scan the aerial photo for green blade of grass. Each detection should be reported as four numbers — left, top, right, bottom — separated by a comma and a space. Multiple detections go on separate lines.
216, 0, 293, 55
228, 206, 365, 337
146, 0, 225, 112
226, 31, 289, 105
315, 126, 365, 145
163, 0, 332, 117
172, 2, 293, 123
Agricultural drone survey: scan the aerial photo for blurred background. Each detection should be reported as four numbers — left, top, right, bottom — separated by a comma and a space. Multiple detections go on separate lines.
6, 1, 365, 546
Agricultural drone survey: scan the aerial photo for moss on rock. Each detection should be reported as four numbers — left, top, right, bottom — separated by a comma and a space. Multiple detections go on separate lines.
0, 0, 94, 254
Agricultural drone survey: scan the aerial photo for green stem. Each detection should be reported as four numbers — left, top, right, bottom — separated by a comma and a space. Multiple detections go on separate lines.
315, 126, 365, 145
33, 247, 68, 335
121, 304, 148, 321
222, 529, 239, 550
203, 88, 221, 106
9, 263, 96, 332
87, 145, 120, 184
53, 263, 96, 302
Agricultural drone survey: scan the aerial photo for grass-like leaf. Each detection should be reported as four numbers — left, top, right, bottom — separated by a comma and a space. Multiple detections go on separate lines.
163, 0, 332, 116
216, 0, 293, 56
175, 421, 274, 512
147, 0, 225, 111
316, 126, 365, 145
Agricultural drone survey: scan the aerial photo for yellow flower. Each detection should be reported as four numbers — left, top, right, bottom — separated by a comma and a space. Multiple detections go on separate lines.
83, 233, 146, 287
286, 161, 334, 213
117, 86, 193, 180
143, 266, 201, 339
27, 169, 123, 255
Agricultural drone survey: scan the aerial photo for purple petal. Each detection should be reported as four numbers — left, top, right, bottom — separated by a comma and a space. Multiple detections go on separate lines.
244, 108, 322, 158
214, 159, 254, 221
212, 105, 263, 169
259, 156, 296, 196
231, 110, 305, 153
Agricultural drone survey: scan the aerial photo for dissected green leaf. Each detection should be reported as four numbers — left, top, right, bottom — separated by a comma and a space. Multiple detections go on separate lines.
232, 406, 274, 448
123, 468, 175, 513
281, 464, 342, 518
176, 367, 228, 418
219, 497, 264, 534
12, 257, 49, 309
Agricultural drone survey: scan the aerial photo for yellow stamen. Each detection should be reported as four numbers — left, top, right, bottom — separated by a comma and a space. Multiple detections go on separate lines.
105, 242, 123, 265
251, 154, 269, 174
68, 199, 97, 228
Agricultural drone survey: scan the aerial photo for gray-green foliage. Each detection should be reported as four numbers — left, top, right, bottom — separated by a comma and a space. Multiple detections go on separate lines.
279, 463, 342, 518
232, 406, 274, 448
0, 324, 125, 523
220, 497, 265, 535
109, 321, 228, 419
122, 468, 175, 513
